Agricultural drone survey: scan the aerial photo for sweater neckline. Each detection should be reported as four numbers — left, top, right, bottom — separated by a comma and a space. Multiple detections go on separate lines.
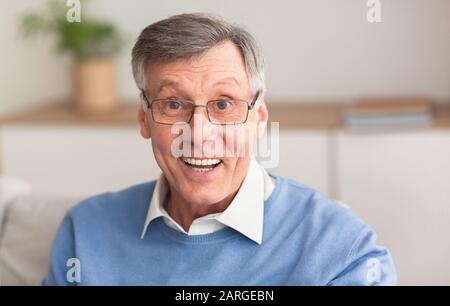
152, 175, 284, 244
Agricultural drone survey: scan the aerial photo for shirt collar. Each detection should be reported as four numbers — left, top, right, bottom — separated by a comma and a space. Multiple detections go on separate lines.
141, 156, 274, 244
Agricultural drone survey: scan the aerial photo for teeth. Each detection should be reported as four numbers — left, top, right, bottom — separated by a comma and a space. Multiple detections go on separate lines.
182, 158, 221, 166
192, 167, 214, 172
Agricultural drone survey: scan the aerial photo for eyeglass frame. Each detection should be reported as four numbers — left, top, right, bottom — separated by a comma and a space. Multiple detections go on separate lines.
140, 89, 260, 125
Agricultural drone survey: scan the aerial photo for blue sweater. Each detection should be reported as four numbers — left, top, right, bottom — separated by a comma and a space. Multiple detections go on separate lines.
43, 176, 396, 285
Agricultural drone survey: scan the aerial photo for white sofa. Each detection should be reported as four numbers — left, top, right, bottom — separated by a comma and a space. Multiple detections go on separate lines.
0, 178, 80, 286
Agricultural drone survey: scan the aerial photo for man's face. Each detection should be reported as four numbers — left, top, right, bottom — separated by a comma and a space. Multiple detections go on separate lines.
138, 41, 268, 206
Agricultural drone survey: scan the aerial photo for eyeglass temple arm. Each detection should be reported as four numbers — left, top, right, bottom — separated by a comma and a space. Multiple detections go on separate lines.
141, 89, 150, 107
141, 89, 151, 110
248, 90, 261, 110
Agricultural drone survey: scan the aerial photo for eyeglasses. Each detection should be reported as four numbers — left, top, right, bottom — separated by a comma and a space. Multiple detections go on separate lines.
141, 90, 260, 125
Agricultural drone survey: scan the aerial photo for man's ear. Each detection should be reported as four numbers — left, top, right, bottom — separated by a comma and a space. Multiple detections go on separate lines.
255, 91, 268, 138
138, 104, 151, 139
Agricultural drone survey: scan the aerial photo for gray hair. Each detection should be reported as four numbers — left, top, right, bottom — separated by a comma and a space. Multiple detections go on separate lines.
131, 13, 265, 95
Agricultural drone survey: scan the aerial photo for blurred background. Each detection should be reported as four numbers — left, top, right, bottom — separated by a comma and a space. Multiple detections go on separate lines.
0, 0, 449, 286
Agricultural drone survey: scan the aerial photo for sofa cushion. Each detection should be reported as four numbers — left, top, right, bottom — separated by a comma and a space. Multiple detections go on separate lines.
0, 177, 32, 230
0, 195, 80, 286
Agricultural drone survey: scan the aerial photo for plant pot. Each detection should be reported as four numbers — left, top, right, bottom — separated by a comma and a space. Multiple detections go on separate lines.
72, 58, 119, 114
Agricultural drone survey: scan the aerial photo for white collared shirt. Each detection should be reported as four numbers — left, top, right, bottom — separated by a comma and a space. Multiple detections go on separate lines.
141, 156, 274, 244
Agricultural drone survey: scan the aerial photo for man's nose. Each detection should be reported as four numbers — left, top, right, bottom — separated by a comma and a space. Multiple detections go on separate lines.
190, 108, 218, 148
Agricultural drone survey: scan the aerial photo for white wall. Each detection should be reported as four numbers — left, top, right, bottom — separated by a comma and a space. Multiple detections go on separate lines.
1, 0, 450, 116
0, 0, 71, 116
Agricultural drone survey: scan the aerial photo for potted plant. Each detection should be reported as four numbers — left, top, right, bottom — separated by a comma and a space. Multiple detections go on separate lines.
20, 0, 124, 114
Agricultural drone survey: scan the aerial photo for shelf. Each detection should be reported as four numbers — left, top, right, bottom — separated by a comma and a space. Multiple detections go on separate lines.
1, 101, 449, 130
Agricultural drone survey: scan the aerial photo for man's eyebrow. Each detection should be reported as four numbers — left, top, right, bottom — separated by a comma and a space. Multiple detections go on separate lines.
212, 77, 240, 87
156, 79, 180, 93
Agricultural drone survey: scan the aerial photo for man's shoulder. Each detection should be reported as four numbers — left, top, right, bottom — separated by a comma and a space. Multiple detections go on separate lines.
273, 176, 368, 238
68, 180, 157, 221
271, 176, 395, 285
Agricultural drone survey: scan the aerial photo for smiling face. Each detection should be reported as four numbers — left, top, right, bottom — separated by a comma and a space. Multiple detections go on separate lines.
138, 41, 268, 207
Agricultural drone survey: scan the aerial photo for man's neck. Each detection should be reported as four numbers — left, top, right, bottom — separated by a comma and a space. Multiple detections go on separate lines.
164, 189, 238, 233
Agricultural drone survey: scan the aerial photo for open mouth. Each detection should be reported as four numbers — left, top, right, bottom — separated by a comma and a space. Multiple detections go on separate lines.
181, 157, 223, 172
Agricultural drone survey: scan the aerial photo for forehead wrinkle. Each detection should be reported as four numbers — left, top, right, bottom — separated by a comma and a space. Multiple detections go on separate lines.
157, 79, 179, 91
161, 64, 244, 78
157, 68, 245, 93
148, 79, 179, 97
150, 73, 194, 96
149, 54, 249, 98
212, 77, 240, 87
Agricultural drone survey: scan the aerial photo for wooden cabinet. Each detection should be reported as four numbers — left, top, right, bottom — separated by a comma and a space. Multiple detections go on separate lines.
267, 130, 330, 196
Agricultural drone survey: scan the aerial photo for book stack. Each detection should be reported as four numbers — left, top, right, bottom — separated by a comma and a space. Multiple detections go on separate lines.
343, 98, 434, 128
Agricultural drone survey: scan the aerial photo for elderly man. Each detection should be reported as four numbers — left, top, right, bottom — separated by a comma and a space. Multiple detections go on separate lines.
44, 13, 396, 286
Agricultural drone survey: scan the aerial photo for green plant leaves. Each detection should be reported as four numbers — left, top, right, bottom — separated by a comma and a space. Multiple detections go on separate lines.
20, 0, 124, 59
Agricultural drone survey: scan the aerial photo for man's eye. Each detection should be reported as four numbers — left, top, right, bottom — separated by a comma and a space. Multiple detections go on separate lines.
216, 100, 231, 110
168, 100, 181, 110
